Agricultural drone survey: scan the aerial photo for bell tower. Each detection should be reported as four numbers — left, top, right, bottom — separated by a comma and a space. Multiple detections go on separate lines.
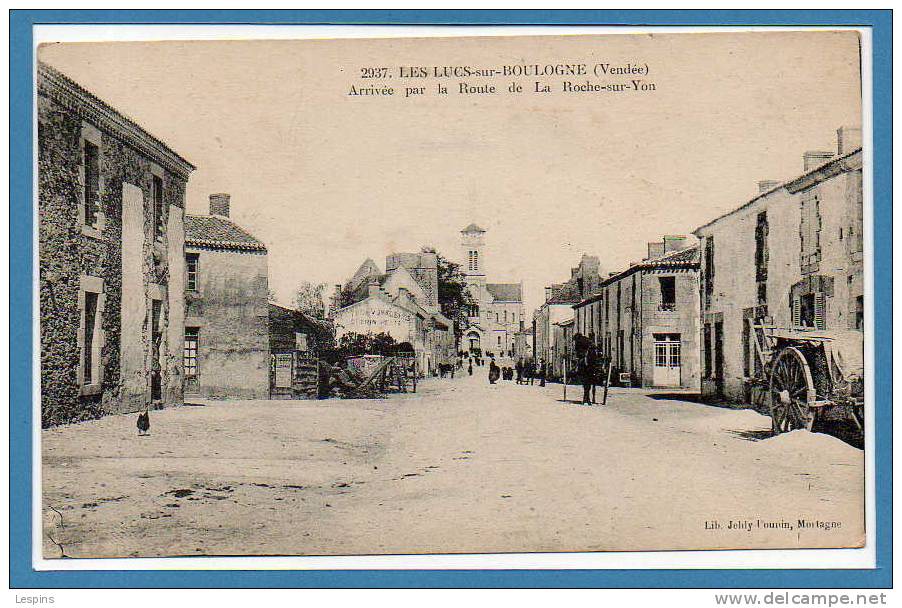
460, 223, 486, 286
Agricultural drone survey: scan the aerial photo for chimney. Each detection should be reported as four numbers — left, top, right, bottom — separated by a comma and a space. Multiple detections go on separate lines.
757, 180, 780, 194
647, 241, 665, 260
368, 281, 381, 297
209, 193, 231, 217
836, 126, 862, 155
544, 287, 553, 302
803, 151, 834, 172
663, 235, 688, 254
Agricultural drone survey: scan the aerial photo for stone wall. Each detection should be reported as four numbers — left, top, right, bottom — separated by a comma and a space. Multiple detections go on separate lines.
184, 247, 269, 399
697, 151, 863, 403
38, 92, 187, 426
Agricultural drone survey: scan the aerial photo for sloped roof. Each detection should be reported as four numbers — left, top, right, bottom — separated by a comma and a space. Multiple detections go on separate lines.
573, 245, 700, 308
487, 282, 522, 302
643, 244, 700, 268
38, 62, 195, 181
185, 215, 266, 251
546, 283, 583, 305
461, 223, 486, 233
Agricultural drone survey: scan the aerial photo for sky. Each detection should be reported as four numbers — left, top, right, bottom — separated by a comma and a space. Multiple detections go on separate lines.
38, 30, 862, 314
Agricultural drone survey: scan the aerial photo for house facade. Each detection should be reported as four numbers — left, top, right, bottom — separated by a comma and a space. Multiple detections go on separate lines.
459, 224, 525, 357
38, 62, 194, 426
531, 254, 604, 378
532, 286, 581, 379
693, 127, 864, 403
333, 255, 454, 374
184, 194, 270, 399
573, 237, 701, 389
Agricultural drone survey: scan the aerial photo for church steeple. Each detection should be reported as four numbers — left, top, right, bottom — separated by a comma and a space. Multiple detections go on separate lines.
460, 223, 486, 279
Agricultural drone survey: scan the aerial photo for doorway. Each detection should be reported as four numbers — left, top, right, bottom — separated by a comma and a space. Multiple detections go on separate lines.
653, 333, 682, 387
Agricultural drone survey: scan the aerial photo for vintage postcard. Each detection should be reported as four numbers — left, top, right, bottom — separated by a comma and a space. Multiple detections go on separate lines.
35, 29, 867, 561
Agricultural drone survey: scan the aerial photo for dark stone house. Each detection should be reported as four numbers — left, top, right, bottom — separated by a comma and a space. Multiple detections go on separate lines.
268, 303, 334, 399
38, 62, 195, 426
184, 194, 270, 399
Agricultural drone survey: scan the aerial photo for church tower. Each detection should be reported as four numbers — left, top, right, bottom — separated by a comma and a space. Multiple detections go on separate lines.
460, 223, 487, 289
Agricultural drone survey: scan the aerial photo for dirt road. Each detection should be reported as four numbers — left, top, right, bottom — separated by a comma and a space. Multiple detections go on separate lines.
41, 373, 864, 558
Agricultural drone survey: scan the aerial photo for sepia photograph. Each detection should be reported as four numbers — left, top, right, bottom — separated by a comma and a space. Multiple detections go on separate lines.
34, 28, 869, 561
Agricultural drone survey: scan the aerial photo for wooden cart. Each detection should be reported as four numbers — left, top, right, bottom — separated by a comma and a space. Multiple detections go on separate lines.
748, 320, 864, 434
342, 354, 417, 397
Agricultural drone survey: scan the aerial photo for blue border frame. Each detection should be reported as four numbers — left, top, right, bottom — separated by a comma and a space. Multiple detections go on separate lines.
10, 9, 892, 589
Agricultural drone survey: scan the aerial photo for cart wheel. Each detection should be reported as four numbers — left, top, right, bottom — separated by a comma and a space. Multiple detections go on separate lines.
769, 346, 817, 434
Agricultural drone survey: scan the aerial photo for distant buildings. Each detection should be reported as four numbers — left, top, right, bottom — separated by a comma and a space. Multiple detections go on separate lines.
459, 224, 525, 357
332, 254, 454, 375
693, 127, 863, 403
532, 254, 604, 376
573, 238, 700, 389
184, 194, 270, 399
37, 62, 195, 426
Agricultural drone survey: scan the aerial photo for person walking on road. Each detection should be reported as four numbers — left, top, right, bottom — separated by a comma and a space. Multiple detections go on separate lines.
488, 359, 501, 384
581, 341, 599, 405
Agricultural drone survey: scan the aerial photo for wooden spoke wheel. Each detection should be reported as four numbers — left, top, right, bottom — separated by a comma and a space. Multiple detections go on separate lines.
769, 346, 817, 434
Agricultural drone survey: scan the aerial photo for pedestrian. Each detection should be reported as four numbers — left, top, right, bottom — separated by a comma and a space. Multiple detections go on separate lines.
488, 359, 500, 384
538, 359, 546, 387
581, 342, 598, 405
515, 358, 524, 385
468, 360, 473, 376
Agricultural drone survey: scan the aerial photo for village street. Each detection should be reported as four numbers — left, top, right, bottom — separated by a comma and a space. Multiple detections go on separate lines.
42, 373, 864, 559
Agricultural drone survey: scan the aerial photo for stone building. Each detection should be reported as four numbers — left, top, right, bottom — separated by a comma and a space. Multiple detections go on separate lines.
532, 283, 582, 379
573, 237, 701, 389
332, 256, 454, 374
531, 254, 604, 378
38, 62, 194, 426
459, 224, 525, 357
693, 127, 863, 403
512, 327, 534, 362
184, 194, 270, 399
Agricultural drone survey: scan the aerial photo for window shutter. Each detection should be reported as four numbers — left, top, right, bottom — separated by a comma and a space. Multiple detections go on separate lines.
791, 296, 801, 328
814, 292, 826, 330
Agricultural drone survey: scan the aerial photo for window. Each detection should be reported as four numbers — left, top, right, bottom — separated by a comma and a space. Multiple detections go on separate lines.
755, 211, 769, 288
184, 328, 199, 378
497, 335, 502, 346
152, 174, 164, 240
658, 276, 676, 311
617, 330, 625, 369
854, 295, 864, 330
654, 334, 681, 368
703, 323, 712, 378
800, 191, 822, 268
496, 312, 500, 323
468, 250, 479, 272
83, 139, 100, 227
704, 236, 715, 309
186, 253, 199, 291
82, 292, 99, 385
79, 276, 105, 394
503, 310, 508, 323
795, 293, 826, 330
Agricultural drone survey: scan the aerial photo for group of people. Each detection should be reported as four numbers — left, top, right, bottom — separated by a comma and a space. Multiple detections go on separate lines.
484, 357, 548, 386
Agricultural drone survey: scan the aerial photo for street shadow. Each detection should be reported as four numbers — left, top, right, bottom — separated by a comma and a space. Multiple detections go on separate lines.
728, 422, 863, 449
183, 402, 207, 407
728, 429, 773, 442
645, 392, 703, 403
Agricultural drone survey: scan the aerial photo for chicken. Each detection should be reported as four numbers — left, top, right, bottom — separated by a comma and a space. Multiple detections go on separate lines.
137, 410, 150, 436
